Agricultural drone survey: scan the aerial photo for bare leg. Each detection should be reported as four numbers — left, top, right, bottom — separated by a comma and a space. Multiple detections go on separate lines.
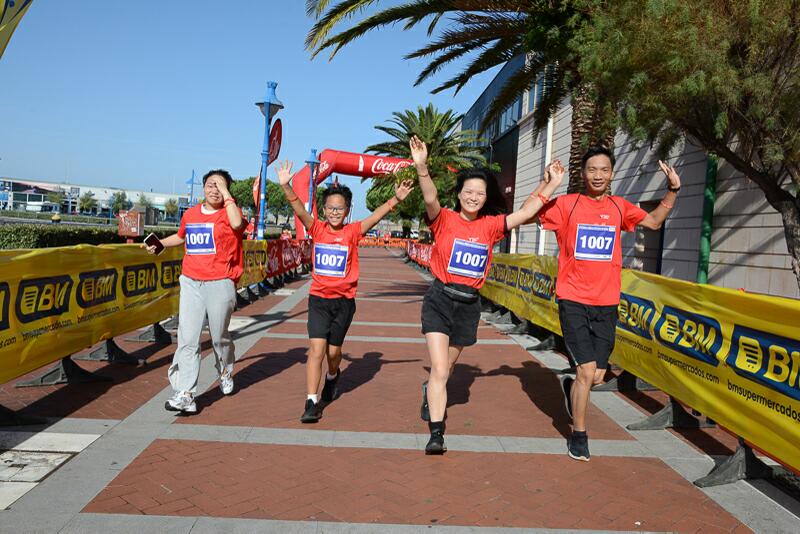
572, 361, 598, 432
326, 344, 343, 375
425, 333, 451, 422
306, 338, 327, 395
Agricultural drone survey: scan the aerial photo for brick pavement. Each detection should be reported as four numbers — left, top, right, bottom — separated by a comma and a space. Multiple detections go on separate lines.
4, 248, 797, 532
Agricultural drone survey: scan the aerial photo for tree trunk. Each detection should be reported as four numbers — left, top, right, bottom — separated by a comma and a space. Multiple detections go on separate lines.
777, 196, 800, 292
567, 82, 616, 194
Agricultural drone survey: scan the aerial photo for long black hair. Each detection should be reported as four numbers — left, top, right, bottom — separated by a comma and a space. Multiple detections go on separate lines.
453, 168, 507, 216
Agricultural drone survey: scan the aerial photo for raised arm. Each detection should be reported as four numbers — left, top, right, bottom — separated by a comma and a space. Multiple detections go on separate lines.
506, 160, 566, 230
361, 180, 414, 234
639, 160, 681, 230
409, 136, 440, 221
277, 161, 314, 231
211, 175, 246, 231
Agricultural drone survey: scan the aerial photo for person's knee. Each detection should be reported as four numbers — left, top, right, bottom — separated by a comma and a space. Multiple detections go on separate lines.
575, 363, 597, 384
429, 363, 449, 384
592, 369, 606, 385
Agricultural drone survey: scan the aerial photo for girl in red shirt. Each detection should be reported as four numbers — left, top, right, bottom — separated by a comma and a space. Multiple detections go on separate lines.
409, 136, 565, 454
277, 161, 413, 423
144, 169, 247, 414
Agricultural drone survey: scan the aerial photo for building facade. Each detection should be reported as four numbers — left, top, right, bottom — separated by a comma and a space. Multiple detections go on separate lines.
464, 56, 799, 299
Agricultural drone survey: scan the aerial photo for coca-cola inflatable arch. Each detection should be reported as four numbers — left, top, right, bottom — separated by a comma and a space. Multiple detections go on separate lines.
289, 149, 412, 238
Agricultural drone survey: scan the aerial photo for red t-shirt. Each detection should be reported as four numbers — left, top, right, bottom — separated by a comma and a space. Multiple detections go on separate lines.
178, 204, 246, 283
539, 194, 647, 306
309, 219, 362, 299
427, 208, 507, 289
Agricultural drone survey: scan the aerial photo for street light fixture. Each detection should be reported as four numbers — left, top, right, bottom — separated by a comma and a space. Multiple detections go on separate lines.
255, 81, 284, 240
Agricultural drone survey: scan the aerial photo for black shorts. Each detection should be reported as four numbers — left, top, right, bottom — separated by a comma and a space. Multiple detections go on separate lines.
421, 279, 480, 347
558, 299, 618, 367
307, 295, 356, 346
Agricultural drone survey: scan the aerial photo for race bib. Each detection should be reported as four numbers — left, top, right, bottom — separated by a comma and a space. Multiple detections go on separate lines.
314, 243, 348, 277
184, 223, 216, 255
575, 224, 616, 261
447, 239, 489, 278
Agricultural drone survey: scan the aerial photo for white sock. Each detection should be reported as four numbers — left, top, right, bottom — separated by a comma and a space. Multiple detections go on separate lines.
307, 394, 318, 403
326, 371, 338, 380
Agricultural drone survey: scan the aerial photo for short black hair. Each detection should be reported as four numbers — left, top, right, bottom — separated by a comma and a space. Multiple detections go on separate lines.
454, 168, 507, 216
281, 224, 291, 231
581, 146, 615, 170
321, 183, 352, 207
202, 169, 233, 189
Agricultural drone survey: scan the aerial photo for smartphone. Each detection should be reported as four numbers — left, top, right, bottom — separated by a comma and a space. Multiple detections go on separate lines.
144, 233, 165, 255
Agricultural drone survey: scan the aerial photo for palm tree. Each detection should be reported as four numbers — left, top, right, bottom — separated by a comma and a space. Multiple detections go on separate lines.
305, 0, 614, 193
364, 103, 487, 221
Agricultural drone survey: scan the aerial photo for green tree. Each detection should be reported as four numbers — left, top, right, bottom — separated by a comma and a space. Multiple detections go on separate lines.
109, 191, 132, 214
136, 193, 153, 209
305, 1, 614, 193
78, 191, 97, 213
46, 190, 65, 207
230, 177, 256, 210
363, 104, 488, 221
577, 0, 800, 289
164, 198, 179, 218
266, 179, 293, 223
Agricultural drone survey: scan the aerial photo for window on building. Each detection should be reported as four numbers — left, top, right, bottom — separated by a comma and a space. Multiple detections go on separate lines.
528, 70, 545, 114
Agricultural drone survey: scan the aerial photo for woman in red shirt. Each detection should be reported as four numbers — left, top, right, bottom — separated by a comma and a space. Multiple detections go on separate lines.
145, 169, 247, 414
409, 136, 564, 454
277, 161, 413, 423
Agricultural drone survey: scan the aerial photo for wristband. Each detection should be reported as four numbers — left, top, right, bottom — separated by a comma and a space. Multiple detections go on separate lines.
667, 185, 681, 192
285, 195, 298, 202
536, 193, 551, 204
224, 197, 236, 206
660, 200, 674, 209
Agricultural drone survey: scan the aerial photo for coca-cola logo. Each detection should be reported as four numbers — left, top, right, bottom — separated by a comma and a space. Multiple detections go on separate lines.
281, 241, 296, 269
318, 160, 331, 175
267, 244, 280, 275
371, 159, 411, 175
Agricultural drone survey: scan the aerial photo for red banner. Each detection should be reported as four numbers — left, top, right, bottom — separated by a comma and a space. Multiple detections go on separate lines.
359, 237, 410, 248
240, 239, 312, 287
406, 241, 432, 268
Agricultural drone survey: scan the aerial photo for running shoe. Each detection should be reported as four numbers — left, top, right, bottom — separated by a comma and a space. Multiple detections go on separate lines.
165, 392, 197, 414
420, 381, 430, 421
425, 430, 446, 455
300, 399, 322, 423
220, 372, 234, 395
567, 431, 590, 461
321, 370, 340, 403
559, 374, 574, 421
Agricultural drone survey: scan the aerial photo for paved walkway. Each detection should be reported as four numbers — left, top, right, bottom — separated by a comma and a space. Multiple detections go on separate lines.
1, 248, 798, 532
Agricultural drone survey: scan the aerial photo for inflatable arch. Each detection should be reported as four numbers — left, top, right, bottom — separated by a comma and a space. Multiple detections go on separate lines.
289, 149, 412, 238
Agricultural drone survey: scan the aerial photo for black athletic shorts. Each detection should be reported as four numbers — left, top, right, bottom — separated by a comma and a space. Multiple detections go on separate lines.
558, 299, 618, 367
307, 295, 356, 346
421, 279, 481, 347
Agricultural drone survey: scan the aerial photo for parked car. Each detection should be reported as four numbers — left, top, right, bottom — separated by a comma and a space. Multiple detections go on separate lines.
410, 230, 419, 239
365, 229, 379, 238
390, 231, 404, 238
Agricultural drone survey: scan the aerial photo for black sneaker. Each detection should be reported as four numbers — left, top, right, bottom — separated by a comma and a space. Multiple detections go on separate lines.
567, 431, 590, 461
559, 374, 574, 421
321, 370, 340, 403
420, 381, 430, 421
425, 430, 446, 455
300, 399, 322, 423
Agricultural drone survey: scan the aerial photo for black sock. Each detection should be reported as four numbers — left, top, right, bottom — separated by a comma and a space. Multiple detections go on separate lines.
429, 421, 445, 434
572, 429, 587, 437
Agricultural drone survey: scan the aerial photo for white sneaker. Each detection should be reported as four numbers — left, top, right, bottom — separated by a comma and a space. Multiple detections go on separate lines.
220, 373, 234, 395
165, 392, 197, 413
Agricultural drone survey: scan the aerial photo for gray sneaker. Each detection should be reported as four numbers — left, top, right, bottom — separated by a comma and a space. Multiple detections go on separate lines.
220, 372, 234, 395
165, 392, 197, 414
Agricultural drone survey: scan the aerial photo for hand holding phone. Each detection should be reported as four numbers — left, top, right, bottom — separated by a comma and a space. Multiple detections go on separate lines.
143, 233, 164, 255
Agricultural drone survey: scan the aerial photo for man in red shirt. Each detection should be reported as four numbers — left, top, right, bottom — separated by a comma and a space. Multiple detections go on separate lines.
538, 145, 682, 461
277, 160, 413, 423
145, 169, 247, 414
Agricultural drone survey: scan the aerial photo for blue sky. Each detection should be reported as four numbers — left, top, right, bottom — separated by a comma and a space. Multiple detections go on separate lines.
0, 1, 498, 218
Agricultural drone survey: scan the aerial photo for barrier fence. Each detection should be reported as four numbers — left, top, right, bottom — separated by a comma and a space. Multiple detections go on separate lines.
474, 253, 800, 477
358, 237, 411, 248
406, 241, 432, 267
0, 239, 311, 386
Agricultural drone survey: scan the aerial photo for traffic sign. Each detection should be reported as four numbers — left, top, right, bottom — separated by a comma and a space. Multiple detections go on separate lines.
269, 118, 282, 164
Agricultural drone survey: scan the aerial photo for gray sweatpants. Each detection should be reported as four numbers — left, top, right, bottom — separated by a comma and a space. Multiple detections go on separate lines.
167, 275, 237, 394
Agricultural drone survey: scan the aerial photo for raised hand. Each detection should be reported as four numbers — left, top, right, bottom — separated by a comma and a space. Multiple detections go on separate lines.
142, 244, 158, 255
545, 160, 566, 186
277, 160, 294, 186
658, 160, 681, 190
394, 179, 414, 201
211, 175, 230, 196
409, 135, 428, 168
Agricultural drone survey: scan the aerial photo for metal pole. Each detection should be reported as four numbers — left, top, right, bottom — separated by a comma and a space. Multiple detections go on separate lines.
189, 169, 196, 207
696, 154, 718, 283
306, 149, 319, 219
257, 86, 275, 240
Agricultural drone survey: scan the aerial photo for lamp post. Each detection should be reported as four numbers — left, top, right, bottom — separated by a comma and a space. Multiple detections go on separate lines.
256, 81, 284, 240
305, 149, 320, 222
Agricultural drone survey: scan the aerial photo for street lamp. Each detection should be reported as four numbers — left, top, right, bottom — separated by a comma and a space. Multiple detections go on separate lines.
255, 81, 284, 240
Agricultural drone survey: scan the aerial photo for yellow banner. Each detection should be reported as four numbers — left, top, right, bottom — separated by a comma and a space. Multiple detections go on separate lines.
0, 0, 32, 59
482, 253, 800, 472
0, 244, 182, 385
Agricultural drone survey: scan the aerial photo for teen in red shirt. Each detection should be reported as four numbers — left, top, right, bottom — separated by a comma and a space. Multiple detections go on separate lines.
542, 145, 682, 462
278, 160, 413, 423
144, 169, 247, 414
409, 135, 565, 455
